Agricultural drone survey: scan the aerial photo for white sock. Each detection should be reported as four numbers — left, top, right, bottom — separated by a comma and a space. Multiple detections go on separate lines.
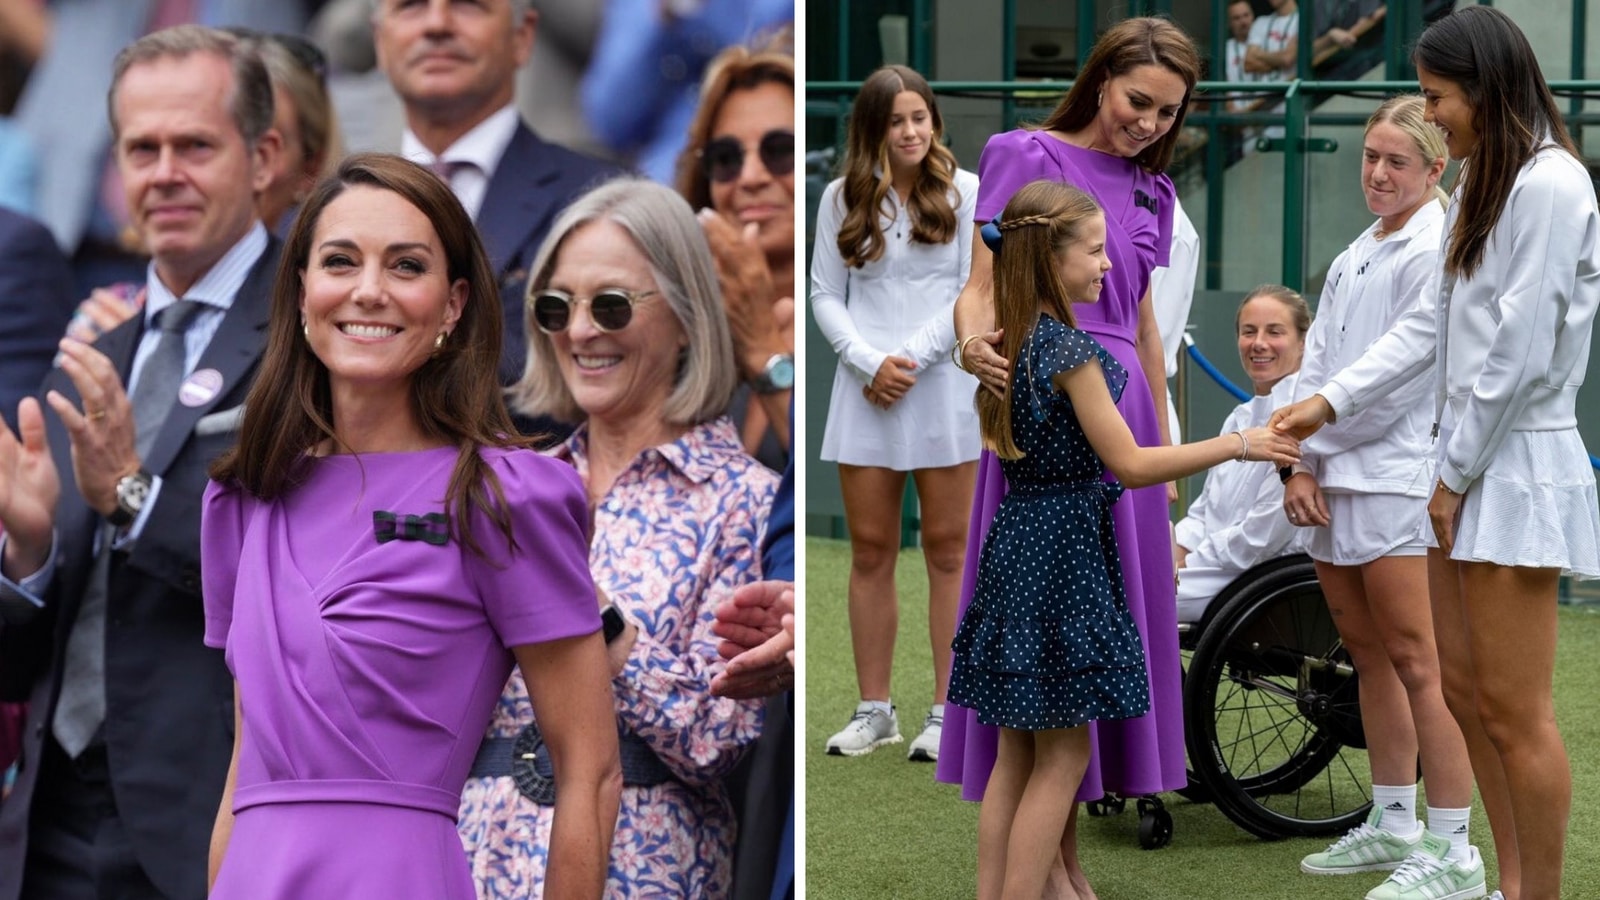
1372, 783, 1419, 835
1427, 806, 1472, 863
862, 699, 893, 715
929, 703, 945, 720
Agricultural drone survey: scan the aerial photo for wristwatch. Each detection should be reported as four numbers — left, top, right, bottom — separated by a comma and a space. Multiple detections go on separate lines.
749, 353, 795, 394
599, 604, 628, 644
108, 469, 154, 528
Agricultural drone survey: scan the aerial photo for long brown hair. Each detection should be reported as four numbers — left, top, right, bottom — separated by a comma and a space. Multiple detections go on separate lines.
977, 180, 1105, 459
835, 65, 960, 268
211, 153, 524, 559
1036, 17, 1200, 174
1414, 6, 1576, 279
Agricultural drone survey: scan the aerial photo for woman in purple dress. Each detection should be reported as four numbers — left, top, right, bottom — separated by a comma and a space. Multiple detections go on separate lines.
939, 17, 1200, 897
202, 154, 622, 899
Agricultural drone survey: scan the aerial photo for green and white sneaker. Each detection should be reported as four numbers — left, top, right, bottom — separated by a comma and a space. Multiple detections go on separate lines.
1364, 831, 1486, 900
1301, 806, 1424, 875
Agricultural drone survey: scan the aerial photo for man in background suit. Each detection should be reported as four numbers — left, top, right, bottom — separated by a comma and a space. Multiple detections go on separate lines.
373, 0, 622, 432
0, 208, 75, 432
0, 26, 281, 900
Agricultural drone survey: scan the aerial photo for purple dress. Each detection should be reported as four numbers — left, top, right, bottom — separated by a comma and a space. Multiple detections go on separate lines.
936, 130, 1186, 800
202, 446, 599, 899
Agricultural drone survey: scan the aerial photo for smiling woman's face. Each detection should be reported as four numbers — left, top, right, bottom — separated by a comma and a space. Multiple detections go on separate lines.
1236, 294, 1304, 394
1087, 64, 1187, 158
708, 81, 795, 266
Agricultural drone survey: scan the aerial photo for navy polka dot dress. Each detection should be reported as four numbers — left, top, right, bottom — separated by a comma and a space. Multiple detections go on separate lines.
947, 315, 1152, 731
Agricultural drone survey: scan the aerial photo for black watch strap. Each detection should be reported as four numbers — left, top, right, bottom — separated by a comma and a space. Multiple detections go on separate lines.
1278, 465, 1297, 484
600, 604, 627, 644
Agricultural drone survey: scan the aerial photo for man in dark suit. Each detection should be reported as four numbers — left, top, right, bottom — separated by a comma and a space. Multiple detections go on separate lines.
372, 0, 623, 432
0, 208, 75, 433
0, 25, 282, 900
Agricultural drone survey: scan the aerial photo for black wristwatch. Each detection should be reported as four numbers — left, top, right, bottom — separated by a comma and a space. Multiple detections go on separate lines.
600, 604, 627, 644
1278, 465, 1297, 485
108, 469, 154, 528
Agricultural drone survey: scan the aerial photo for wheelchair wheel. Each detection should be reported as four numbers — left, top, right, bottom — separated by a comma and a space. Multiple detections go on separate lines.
1183, 556, 1371, 840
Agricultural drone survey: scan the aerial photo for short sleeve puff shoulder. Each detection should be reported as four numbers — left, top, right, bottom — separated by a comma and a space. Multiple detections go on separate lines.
468, 448, 601, 649
202, 478, 255, 651
1023, 316, 1129, 416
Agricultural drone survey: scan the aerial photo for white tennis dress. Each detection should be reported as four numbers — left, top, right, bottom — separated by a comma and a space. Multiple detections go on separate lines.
812, 169, 982, 470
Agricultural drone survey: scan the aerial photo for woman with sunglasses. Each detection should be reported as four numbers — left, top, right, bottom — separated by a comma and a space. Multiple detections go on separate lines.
226, 29, 343, 236
935, 18, 1200, 898
457, 176, 778, 899
202, 154, 619, 898
809, 65, 979, 764
678, 38, 795, 472
1274, 9, 1600, 898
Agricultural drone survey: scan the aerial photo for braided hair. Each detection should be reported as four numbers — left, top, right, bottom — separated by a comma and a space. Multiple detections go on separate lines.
978, 180, 1105, 459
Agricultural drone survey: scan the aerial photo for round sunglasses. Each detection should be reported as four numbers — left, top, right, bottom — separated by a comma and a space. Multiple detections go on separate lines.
529, 288, 659, 334
699, 129, 795, 184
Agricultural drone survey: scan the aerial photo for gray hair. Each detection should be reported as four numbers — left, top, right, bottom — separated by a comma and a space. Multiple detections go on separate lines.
108, 25, 274, 145
511, 177, 739, 427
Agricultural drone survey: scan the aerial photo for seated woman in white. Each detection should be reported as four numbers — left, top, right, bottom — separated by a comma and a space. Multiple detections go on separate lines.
1173, 286, 1310, 623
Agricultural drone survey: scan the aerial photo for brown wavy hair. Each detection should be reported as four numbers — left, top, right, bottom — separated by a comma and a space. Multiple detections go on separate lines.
1035, 16, 1200, 174
1413, 6, 1576, 279
977, 180, 1105, 459
211, 153, 525, 559
835, 65, 960, 268
674, 29, 794, 213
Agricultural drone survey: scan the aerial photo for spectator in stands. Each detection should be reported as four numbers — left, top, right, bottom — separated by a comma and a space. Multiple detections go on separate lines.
681, 37, 795, 470
459, 177, 776, 898
0, 26, 283, 899
1244, 0, 1298, 141
226, 29, 345, 236
371, 0, 622, 436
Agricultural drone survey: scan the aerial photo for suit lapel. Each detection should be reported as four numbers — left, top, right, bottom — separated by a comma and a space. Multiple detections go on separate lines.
476, 124, 562, 280
141, 242, 278, 476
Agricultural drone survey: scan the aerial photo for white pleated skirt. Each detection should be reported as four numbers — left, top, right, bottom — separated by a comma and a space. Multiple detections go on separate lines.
1446, 426, 1600, 579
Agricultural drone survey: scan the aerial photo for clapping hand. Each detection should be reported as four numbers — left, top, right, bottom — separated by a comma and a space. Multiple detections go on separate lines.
710, 580, 795, 699
0, 397, 59, 579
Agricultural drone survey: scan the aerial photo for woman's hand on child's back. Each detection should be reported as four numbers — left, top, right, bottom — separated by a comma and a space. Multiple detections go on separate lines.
1240, 426, 1301, 467
963, 329, 1009, 397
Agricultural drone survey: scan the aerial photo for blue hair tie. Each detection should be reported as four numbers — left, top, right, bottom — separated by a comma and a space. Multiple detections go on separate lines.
980, 213, 1003, 255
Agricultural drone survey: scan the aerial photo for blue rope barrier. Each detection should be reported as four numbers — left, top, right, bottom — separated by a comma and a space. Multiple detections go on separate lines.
1182, 336, 1600, 470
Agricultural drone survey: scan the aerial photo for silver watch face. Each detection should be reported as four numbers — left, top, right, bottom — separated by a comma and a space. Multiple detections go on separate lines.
117, 472, 151, 514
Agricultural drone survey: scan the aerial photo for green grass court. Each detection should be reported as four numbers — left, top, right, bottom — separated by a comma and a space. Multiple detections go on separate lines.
804, 538, 1600, 899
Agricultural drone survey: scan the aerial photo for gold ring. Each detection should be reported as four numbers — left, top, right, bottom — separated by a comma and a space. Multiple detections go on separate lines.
87, 409, 107, 423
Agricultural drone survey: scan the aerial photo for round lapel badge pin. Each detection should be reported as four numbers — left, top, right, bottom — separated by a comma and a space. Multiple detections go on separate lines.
179, 368, 224, 407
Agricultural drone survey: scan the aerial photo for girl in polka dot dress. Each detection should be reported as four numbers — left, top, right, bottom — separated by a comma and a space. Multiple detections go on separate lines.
947, 180, 1302, 900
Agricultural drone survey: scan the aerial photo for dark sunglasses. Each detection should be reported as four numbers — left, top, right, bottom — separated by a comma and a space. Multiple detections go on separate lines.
699, 130, 795, 183
530, 288, 659, 334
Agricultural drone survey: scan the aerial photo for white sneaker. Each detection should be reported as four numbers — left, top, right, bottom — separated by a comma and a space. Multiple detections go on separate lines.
907, 708, 942, 762
825, 702, 901, 756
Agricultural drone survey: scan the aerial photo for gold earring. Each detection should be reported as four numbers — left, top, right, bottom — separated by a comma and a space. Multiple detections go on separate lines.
302, 321, 309, 340
434, 332, 446, 351
1097, 90, 1103, 107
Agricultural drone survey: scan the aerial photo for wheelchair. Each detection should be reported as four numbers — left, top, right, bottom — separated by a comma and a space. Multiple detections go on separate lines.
1181, 553, 1371, 840
1087, 554, 1372, 847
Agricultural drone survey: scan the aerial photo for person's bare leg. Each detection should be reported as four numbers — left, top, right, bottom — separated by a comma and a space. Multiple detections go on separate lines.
980, 728, 1036, 900
1461, 563, 1566, 900
1059, 803, 1097, 900
1429, 550, 1518, 897
912, 461, 978, 705
1003, 726, 1091, 900
1316, 561, 1419, 787
1361, 555, 1473, 808
838, 464, 908, 704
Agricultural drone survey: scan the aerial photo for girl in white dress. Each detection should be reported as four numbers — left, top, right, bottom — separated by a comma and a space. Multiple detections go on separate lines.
1275, 10, 1600, 899
1173, 286, 1311, 622
812, 65, 980, 761
1284, 96, 1480, 900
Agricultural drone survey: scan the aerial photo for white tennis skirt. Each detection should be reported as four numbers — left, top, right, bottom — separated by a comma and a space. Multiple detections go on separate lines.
1446, 426, 1600, 579
1308, 491, 1432, 567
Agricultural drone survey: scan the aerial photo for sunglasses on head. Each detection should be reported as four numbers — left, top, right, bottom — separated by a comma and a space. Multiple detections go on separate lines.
699, 130, 795, 184
529, 288, 659, 334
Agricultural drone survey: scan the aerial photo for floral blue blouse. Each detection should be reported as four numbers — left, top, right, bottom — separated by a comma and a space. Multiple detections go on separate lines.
457, 416, 777, 898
